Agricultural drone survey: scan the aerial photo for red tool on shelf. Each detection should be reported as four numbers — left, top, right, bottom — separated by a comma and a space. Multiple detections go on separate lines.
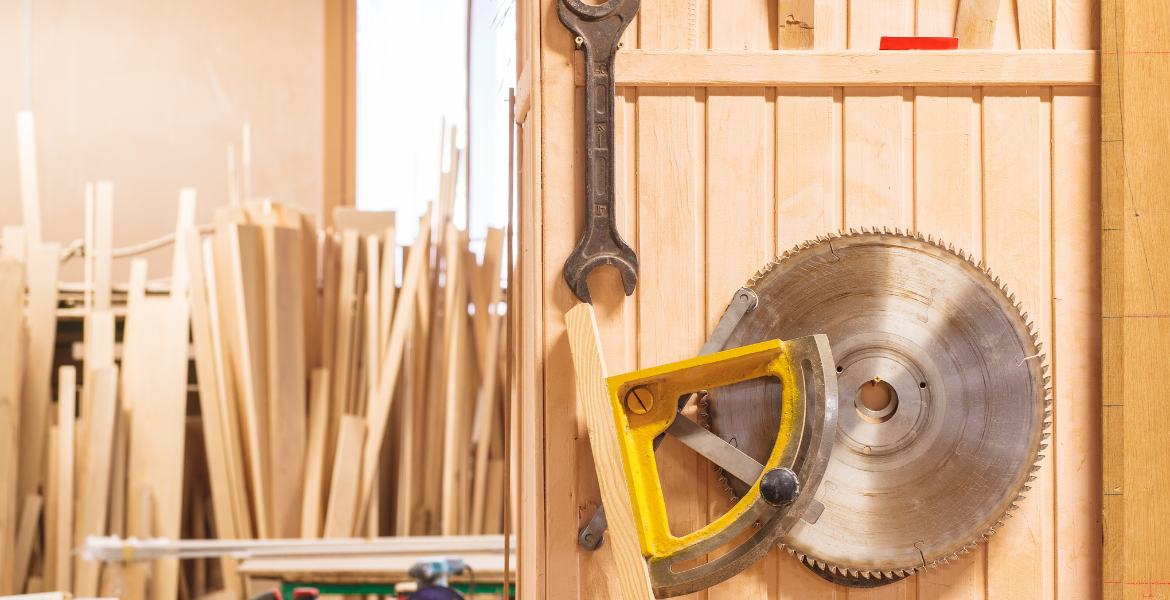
878, 36, 959, 50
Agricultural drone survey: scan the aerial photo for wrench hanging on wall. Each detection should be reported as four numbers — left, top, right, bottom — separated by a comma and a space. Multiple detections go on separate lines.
557, 0, 640, 304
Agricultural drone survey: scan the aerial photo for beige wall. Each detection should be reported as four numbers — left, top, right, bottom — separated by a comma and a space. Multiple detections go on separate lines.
0, 0, 325, 281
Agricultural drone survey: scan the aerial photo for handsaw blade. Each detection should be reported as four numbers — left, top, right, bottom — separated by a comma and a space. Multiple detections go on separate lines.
709, 229, 1050, 579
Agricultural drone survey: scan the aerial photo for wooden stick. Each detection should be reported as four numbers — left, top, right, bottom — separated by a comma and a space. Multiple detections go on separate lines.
13, 493, 42, 593
353, 209, 433, 534
300, 213, 320, 371
186, 233, 244, 594
471, 230, 505, 533
329, 231, 361, 458
73, 365, 118, 597
0, 256, 25, 595
264, 225, 307, 539
187, 232, 237, 539
440, 223, 465, 536
17, 243, 59, 508
202, 239, 253, 539
15, 111, 42, 246
378, 226, 397, 360
55, 367, 76, 593
323, 415, 366, 538
44, 426, 59, 588
227, 223, 272, 538
365, 235, 382, 416
301, 369, 332, 538
565, 304, 654, 600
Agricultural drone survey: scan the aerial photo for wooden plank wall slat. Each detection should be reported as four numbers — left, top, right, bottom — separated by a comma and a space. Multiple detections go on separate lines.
521, 0, 1100, 595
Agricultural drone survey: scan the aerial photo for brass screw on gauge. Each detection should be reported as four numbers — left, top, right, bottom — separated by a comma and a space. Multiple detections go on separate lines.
625, 386, 654, 415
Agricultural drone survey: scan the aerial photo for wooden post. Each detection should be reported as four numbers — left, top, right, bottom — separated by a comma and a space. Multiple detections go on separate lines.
1101, 0, 1170, 591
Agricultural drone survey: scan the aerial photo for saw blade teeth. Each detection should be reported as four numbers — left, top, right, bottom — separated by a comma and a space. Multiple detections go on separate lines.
1023, 485, 1032, 492
883, 225, 891, 234
1031, 464, 1043, 472
1009, 504, 1020, 511
986, 528, 997, 536
829, 565, 839, 575
895, 227, 903, 235
850, 569, 860, 577
1042, 420, 1052, 430
995, 521, 1005, 527
796, 552, 806, 562
816, 560, 826, 570
978, 535, 988, 542
1027, 475, 1038, 482
958, 547, 970, 555
849, 228, 858, 234
1041, 432, 1051, 441
862, 571, 872, 580
884, 570, 896, 578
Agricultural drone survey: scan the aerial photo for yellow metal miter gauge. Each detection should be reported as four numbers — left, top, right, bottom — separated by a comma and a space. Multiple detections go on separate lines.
600, 336, 837, 597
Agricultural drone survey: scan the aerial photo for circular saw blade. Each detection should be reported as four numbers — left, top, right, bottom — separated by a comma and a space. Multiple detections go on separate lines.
709, 229, 1050, 580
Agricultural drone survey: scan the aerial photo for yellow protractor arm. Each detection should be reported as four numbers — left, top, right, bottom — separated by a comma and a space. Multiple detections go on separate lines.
605, 339, 803, 559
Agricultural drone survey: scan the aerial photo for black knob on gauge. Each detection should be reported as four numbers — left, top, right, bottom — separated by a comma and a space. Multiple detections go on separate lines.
760, 467, 800, 507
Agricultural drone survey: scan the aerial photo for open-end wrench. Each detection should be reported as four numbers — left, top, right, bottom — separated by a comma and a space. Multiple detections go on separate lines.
557, 0, 640, 304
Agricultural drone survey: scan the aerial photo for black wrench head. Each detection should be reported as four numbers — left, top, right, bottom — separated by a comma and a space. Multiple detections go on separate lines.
563, 238, 638, 305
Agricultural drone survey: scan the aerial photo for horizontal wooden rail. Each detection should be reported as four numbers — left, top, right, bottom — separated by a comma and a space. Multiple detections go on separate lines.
574, 50, 1100, 87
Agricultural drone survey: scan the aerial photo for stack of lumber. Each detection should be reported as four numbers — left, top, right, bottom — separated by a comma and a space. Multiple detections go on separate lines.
2, 115, 511, 600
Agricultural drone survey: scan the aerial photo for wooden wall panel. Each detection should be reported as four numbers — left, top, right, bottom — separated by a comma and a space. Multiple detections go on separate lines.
527, 0, 1100, 596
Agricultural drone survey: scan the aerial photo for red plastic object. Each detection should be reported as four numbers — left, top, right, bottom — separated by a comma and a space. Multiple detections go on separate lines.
878, 36, 959, 50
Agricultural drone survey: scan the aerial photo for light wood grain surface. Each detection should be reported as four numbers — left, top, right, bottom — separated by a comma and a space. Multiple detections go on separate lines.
524, 0, 1101, 596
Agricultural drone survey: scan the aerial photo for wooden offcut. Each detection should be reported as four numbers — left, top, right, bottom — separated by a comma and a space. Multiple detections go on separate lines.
565, 304, 653, 600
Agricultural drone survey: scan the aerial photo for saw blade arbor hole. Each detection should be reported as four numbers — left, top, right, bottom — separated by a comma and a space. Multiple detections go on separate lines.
855, 379, 898, 424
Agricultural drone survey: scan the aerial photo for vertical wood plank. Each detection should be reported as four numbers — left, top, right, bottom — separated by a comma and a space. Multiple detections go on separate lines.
914, 87, 986, 600
264, 225, 307, 538
73, 365, 118, 598
842, 88, 908, 230
55, 368, 75, 593
982, 88, 1053, 600
228, 224, 272, 538
202, 239, 254, 539
709, 1, 774, 598
302, 369, 331, 538
0, 257, 23, 595
45, 426, 59, 589
775, 86, 840, 600
915, 87, 977, 251
1053, 87, 1101, 600
17, 244, 59, 507
541, 0, 581, 594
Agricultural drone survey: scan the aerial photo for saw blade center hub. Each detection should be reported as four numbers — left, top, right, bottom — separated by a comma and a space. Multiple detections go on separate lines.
856, 378, 898, 423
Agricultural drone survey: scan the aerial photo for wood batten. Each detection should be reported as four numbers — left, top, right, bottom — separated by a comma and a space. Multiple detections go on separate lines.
571, 50, 1100, 87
